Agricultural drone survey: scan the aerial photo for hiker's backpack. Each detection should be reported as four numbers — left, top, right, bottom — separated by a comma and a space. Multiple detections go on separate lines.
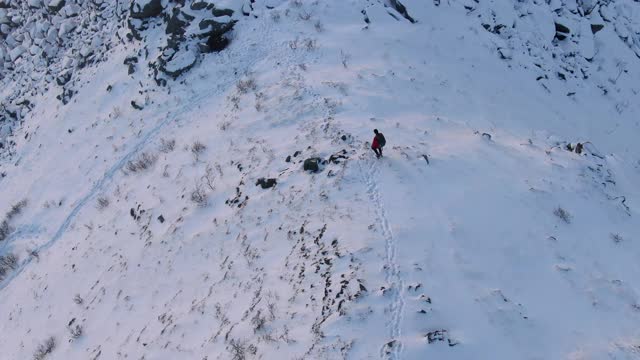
378, 133, 386, 147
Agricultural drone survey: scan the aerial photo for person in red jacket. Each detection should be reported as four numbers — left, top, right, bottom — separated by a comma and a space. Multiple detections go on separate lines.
371, 129, 386, 158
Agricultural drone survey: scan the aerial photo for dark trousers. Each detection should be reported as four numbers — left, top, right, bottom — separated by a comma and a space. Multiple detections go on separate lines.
372, 146, 383, 157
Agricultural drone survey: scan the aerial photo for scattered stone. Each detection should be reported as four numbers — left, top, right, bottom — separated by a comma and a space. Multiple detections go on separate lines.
328, 149, 348, 164
426, 330, 448, 344
481, 132, 492, 141
591, 24, 604, 34
285, 155, 291, 163
422, 154, 430, 164
157, 215, 164, 223
131, 100, 143, 110
256, 178, 277, 189
498, 47, 512, 60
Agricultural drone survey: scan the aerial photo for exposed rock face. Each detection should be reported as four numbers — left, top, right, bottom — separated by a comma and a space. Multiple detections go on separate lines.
127, 1, 236, 84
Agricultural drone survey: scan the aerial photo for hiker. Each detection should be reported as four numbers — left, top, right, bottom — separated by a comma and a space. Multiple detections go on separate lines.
371, 129, 386, 158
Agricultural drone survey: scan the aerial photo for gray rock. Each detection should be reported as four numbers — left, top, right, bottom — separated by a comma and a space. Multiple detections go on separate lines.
47, 0, 64, 12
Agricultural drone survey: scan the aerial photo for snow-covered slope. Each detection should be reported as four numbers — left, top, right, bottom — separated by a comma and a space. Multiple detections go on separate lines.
1, 0, 640, 359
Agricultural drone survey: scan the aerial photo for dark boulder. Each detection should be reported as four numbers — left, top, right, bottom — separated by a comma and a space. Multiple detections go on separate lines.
555, 22, 570, 34
554, 22, 570, 40
131, 100, 144, 110
204, 34, 230, 52
197, 19, 235, 52
256, 178, 277, 189
212, 7, 233, 17
130, 0, 164, 19
303, 157, 324, 172
591, 24, 604, 34
190, 1, 208, 10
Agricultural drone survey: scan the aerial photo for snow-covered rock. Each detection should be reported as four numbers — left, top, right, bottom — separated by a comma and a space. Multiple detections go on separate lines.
57, 19, 76, 37
8, 45, 25, 61
27, 0, 43, 9
62, 4, 80, 17
47, 0, 65, 13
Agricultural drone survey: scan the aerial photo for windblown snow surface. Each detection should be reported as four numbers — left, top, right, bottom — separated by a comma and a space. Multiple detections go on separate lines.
1, 0, 640, 359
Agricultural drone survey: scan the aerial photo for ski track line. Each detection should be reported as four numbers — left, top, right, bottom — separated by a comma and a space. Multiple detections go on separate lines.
360, 158, 405, 359
0, 84, 232, 292
0, 17, 310, 289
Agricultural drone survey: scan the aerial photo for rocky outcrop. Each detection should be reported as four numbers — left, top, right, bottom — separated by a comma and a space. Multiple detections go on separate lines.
130, 0, 164, 19
127, 1, 236, 84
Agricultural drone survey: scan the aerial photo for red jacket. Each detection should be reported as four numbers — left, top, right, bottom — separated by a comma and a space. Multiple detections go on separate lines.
372, 136, 379, 149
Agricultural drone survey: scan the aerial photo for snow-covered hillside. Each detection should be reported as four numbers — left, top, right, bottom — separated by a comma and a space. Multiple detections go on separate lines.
1, 0, 640, 359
